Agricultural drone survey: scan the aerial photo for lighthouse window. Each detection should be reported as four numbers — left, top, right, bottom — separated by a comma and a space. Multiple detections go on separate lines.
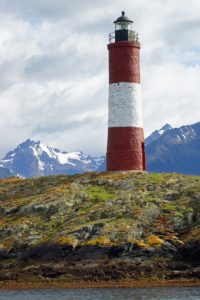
115, 22, 132, 31
116, 22, 128, 30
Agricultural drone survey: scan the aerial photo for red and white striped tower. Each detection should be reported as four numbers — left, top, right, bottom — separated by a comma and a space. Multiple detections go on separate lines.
106, 11, 146, 171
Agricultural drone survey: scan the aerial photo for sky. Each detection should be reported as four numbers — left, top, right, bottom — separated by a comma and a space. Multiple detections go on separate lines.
0, 0, 200, 157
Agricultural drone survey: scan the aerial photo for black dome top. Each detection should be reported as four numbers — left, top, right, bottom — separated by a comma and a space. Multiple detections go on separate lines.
114, 11, 133, 23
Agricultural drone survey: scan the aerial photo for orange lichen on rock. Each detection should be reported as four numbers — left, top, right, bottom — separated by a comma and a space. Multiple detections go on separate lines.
57, 236, 78, 248
147, 235, 164, 246
86, 236, 111, 246
134, 239, 148, 248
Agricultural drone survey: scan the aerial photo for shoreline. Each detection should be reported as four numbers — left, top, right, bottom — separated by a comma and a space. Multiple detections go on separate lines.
1, 279, 200, 290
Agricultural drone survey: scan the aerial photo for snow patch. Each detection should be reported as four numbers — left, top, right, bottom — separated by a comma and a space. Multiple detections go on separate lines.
56, 152, 82, 165
39, 142, 54, 158
31, 146, 39, 157
158, 129, 164, 135
38, 159, 45, 171
0, 159, 13, 163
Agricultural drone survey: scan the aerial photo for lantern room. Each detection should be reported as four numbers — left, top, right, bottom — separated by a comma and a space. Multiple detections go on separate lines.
109, 11, 139, 43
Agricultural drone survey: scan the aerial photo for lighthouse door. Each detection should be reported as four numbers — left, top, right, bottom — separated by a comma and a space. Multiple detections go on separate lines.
142, 142, 146, 171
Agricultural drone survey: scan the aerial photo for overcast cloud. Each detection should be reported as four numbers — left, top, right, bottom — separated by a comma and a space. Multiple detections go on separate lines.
0, 0, 200, 157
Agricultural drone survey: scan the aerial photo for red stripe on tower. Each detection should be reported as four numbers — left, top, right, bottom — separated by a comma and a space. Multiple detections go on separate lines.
106, 11, 146, 171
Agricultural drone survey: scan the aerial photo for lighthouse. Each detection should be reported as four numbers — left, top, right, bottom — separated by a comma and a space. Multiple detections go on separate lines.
106, 11, 146, 171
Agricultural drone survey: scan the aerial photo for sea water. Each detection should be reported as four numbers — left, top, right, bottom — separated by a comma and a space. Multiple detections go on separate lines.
0, 287, 200, 300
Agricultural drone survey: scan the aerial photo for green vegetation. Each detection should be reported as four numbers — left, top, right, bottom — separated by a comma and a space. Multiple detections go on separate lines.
0, 172, 200, 251
85, 185, 115, 201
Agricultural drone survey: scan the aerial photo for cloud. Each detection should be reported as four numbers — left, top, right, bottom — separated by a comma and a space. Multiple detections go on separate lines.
0, 0, 200, 157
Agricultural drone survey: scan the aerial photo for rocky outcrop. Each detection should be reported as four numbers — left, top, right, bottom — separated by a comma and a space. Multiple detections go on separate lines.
0, 172, 200, 282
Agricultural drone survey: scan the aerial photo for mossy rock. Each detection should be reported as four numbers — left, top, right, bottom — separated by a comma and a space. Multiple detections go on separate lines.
1, 172, 200, 259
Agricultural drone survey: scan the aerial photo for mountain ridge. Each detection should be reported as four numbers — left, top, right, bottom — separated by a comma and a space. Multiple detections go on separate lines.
145, 123, 173, 145
0, 121, 200, 178
0, 139, 104, 178
146, 121, 200, 175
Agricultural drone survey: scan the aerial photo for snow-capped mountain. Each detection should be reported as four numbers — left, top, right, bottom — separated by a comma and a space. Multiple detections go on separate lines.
146, 122, 200, 175
0, 122, 200, 178
0, 139, 104, 178
145, 123, 173, 145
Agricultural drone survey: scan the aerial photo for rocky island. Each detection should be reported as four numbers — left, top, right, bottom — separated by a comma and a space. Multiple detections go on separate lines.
0, 172, 200, 288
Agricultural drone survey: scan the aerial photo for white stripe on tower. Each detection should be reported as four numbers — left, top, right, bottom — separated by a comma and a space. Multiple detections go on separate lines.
108, 82, 143, 128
